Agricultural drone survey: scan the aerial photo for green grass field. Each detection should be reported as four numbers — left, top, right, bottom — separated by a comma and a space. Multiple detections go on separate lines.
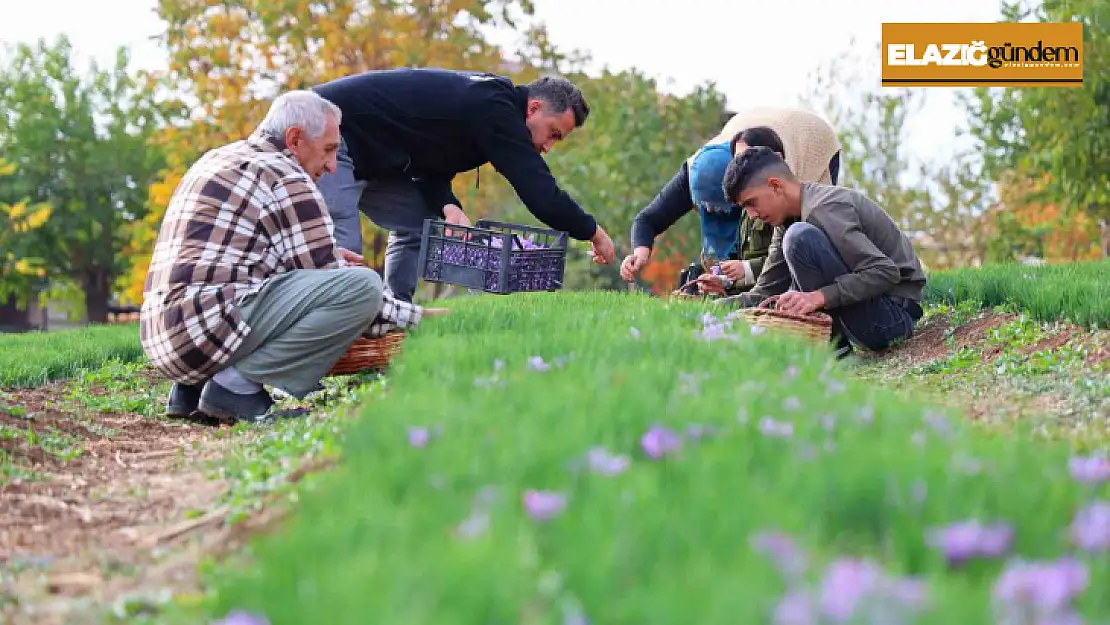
0, 323, 142, 387
924, 259, 1110, 328
184, 291, 1109, 625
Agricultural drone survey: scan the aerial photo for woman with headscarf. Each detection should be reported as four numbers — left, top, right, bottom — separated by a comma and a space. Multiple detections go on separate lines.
620, 107, 842, 296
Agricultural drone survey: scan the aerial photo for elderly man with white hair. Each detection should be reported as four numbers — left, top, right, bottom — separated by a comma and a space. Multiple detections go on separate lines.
140, 90, 439, 424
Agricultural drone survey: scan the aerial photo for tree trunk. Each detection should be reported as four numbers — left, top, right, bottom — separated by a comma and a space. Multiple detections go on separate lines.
0, 294, 32, 332
83, 269, 112, 324
1101, 220, 1110, 258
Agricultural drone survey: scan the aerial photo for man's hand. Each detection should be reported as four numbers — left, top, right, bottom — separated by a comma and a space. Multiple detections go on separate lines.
774, 290, 826, 316
695, 273, 727, 297
336, 247, 366, 266
619, 246, 652, 282
589, 225, 617, 265
719, 260, 746, 282
443, 203, 471, 238
757, 294, 779, 309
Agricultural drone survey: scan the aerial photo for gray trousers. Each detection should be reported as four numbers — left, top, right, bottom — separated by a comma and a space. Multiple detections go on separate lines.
316, 139, 442, 302
225, 266, 384, 398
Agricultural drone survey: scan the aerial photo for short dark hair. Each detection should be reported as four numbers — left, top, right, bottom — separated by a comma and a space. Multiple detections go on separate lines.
729, 126, 785, 158
722, 146, 796, 203
525, 75, 590, 127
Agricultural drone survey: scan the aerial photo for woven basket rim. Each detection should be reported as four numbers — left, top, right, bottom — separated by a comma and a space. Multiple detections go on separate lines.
328, 330, 406, 376
741, 307, 832, 327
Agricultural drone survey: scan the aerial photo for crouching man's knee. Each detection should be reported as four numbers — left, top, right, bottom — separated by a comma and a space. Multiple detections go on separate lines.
781, 222, 825, 264
343, 266, 385, 321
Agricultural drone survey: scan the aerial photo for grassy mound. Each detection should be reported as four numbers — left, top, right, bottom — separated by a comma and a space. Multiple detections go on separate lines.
189, 292, 1109, 624
0, 323, 143, 387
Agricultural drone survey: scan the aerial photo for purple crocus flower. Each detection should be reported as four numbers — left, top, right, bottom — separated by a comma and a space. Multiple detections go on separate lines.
1069, 501, 1110, 552
750, 530, 808, 579
528, 356, 551, 372
212, 612, 270, 625
454, 510, 490, 539
408, 426, 430, 448
783, 396, 802, 411
925, 520, 1013, 565
992, 557, 1089, 618
1068, 454, 1110, 485
586, 447, 630, 476
817, 558, 884, 621
522, 489, 567, 522
640, 425, 683, 459
760, 417, 794, 438
817, 558, 928, 622
772, 591, 814, 625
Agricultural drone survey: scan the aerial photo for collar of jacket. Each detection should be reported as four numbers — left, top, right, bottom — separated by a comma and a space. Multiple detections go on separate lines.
249, 130, 295, 159
512, 84, 531, 119
248, 130, 314, 177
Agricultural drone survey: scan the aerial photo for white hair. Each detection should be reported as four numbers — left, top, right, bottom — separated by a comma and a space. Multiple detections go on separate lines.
257, 90, 342, 140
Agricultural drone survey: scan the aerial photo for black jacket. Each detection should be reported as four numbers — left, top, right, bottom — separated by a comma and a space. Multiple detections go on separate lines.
314, 68, 598, 241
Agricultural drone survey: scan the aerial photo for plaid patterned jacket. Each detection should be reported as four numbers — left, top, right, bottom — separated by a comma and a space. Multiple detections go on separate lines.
140, 131, 420, 385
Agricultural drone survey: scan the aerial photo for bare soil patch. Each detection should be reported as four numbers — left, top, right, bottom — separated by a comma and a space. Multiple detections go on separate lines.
0, 375, 236, 625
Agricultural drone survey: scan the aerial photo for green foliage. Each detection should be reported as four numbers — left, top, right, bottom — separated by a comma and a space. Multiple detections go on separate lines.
924, 259, 1110, 327
0, 323, 143, 387
0, 35, 176, 321
964, 0, 1110, 234
174, 291, 1109, 624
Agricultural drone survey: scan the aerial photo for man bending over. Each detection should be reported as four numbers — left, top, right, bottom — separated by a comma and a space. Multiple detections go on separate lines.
719, 146, 927, 356
141, 90, 436, 424
313, 69, 617, 301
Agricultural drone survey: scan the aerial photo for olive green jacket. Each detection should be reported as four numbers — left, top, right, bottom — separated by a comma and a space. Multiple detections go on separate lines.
722, 215, 775, 295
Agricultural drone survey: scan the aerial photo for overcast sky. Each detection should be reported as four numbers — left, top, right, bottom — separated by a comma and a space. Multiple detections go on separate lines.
1, 0, 1006, 166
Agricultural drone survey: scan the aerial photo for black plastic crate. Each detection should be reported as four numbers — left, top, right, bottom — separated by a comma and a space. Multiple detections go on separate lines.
417, 218, 569, 294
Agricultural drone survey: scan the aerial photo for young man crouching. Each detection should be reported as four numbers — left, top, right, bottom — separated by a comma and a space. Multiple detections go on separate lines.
718, 146, 927, 357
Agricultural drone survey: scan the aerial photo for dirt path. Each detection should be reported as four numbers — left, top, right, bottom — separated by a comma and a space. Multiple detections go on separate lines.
854, 308, 1110, 433
0, 373, 242, 624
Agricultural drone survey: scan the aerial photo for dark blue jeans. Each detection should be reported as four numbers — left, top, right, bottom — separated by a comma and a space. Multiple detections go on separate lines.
781, 222, 921, 351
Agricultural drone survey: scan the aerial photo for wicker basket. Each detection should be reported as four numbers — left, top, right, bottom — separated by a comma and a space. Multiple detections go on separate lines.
327, 331, 406, 377
739, 308, 833, 344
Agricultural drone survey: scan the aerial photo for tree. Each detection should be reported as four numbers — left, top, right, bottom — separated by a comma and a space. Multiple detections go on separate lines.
0, 36, 172, 322
0, 158, 52, 328
964, 0, 1110, 253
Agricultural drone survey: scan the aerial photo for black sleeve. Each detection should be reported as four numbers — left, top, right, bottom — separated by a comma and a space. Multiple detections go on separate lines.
469, 93, 598, 241
630, 162, 694, 249
412, 175, 463, 215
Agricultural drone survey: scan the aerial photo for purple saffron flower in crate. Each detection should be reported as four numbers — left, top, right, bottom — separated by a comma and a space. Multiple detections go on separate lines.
992, 557, 1089, 619
925, 520, 1013, 565
640, 424, 683, 459
522, 489, 567, 522
1069, 500, 1110, 552
1068, 453, 1110, 485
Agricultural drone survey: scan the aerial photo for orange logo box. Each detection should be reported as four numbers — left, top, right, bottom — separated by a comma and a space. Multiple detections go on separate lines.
881, 22, 1084, 87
